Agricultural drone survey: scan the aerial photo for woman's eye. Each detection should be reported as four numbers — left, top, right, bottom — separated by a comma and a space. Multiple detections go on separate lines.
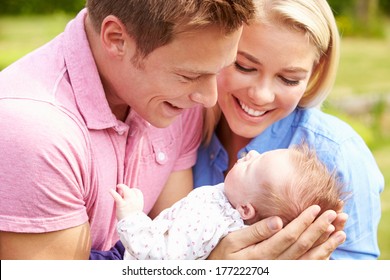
234, 62, 255, 73
280, 76, 300, 86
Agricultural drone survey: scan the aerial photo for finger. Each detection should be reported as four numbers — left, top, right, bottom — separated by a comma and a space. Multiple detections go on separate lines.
299, 231, 346, 260
277, 209, 336, 259
126, 189, 143, 204
109, 189, 124, 203
313, 212, 348, 247
313, 224, 335, 247
116, 184, 126, 197
333, 213, 348, 231
208, 216, 282, 260
116, 184, 128, 192
335, 200, 344, 213
220, 216, 283, 257
242, 216, 283, 246
117, 184, 132, 200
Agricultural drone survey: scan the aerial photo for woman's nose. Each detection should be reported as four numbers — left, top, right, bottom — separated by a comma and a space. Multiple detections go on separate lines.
248, 84, 275, 104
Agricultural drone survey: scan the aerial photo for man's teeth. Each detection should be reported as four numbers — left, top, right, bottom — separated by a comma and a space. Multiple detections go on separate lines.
239, 100, 266, 117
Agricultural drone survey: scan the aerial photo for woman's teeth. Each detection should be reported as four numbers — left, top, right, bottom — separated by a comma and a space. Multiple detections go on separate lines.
239, 100, 266, 117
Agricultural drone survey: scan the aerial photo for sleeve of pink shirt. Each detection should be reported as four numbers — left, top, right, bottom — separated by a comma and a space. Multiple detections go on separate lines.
0, 99, 91, 233
172, 106, 203, 171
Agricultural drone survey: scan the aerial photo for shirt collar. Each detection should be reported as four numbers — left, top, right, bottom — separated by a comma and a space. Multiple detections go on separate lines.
63, 8, 118, 130
241, 109, 298, 155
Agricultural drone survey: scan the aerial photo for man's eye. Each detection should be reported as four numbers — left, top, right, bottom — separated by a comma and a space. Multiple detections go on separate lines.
181, 75, 201, 82
234, 62, 255, 73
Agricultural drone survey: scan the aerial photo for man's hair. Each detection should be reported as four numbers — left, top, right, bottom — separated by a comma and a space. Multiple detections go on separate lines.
254, 143, 347, 225
86, 0, 255, 59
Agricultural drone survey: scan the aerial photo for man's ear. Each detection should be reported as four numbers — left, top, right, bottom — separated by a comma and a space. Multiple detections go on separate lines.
237, 203, 256, 221
100, 15, 130, 58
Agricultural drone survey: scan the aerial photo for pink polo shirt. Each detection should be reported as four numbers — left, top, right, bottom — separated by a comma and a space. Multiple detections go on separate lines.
0, 9, 202, 250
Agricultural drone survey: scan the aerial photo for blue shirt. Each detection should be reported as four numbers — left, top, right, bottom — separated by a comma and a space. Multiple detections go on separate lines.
193, 108, 384, 259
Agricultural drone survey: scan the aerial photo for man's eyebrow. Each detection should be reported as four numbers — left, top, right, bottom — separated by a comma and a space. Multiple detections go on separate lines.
173, 67, 216, 76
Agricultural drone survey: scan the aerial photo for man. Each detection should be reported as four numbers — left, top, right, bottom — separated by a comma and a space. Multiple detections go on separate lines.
0, 0, 345, 259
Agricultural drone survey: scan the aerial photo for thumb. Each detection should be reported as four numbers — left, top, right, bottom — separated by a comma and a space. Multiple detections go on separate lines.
229, 216, 283, 252
244, 216, 283, 245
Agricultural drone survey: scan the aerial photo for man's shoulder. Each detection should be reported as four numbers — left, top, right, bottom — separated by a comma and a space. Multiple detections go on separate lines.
0, 98, 89, 154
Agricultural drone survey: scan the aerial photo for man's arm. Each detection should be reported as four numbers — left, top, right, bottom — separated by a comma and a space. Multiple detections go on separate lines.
148, 168, 193, 219
0, 223, 91, 260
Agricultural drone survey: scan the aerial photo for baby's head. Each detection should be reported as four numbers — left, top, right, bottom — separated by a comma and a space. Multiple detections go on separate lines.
224, 144, 345, 225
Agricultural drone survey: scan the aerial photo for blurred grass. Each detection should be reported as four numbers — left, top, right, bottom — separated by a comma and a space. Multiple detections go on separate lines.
333, 18, 390, 97
0, 14, 389, 260
374, 147, 390, 260
329, 21, 390, 260
334, 38, 390, 96
0, 13, 74, 69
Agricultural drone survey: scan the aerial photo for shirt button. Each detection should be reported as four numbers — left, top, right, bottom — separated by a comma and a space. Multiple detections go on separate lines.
210, 153, 215, 160
157, 152, 166, 162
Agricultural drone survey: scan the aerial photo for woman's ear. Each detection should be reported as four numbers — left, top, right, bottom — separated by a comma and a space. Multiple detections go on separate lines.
237, 203, 256, 221
100, 15, 129, 58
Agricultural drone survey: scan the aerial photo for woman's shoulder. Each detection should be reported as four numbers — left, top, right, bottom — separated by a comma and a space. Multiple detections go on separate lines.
291, 108, 361, 143
286, 108, 378, 170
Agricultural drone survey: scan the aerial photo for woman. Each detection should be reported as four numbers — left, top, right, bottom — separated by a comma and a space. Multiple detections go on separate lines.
194, 0, 384, 259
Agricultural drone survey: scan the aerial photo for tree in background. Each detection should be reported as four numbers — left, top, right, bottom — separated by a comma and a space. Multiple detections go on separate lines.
329, 0, 386, 37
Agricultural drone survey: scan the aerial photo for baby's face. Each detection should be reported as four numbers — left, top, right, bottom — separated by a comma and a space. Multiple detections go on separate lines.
224, 149, 294, 207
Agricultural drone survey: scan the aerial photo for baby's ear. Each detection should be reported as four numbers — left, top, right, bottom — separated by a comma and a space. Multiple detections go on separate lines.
237, 203, 256, 220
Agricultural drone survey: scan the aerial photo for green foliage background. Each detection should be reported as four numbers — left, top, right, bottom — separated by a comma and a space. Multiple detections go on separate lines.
1, 0, 390, 16
0, 0, 85, 14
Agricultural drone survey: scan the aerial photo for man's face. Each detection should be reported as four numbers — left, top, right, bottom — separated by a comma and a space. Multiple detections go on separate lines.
109, 26, 243, 128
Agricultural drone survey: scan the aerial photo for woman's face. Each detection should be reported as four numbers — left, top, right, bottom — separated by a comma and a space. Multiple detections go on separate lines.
217, 22, 318, 138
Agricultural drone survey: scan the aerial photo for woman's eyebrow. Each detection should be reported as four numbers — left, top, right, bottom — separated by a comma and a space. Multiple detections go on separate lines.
282, 67, 309, 74
237, 51, 261, 65
238, 51, 310, 74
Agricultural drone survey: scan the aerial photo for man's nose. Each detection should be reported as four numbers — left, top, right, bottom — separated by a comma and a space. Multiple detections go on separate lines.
189, 78, 218, 108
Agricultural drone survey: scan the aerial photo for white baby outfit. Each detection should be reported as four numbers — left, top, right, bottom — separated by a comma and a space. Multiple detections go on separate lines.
117, 183, 245, 259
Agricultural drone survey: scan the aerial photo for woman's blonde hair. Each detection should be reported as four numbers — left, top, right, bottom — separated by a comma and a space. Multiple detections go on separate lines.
202, 0, 340, 144
254, 0, 340, 108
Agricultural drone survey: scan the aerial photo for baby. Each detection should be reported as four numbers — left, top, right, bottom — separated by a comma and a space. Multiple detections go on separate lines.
110, 144, 345, 260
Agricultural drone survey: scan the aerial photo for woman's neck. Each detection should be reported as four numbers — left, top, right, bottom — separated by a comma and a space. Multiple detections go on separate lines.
216, 116, 251, 174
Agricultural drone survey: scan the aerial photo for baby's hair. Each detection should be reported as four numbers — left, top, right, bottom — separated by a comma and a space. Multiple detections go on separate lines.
254, 142, 347, 225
